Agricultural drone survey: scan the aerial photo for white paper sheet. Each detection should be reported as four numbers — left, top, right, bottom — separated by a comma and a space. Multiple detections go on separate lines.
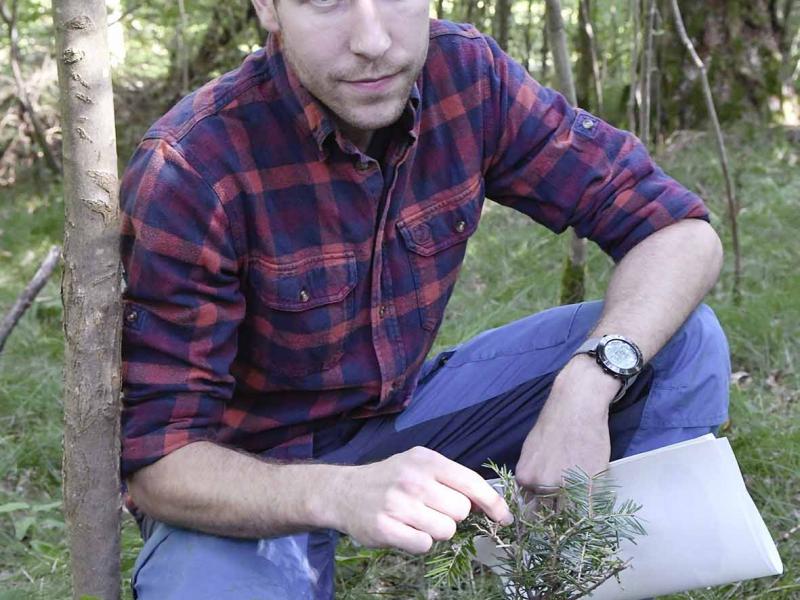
474, 435, 783, 600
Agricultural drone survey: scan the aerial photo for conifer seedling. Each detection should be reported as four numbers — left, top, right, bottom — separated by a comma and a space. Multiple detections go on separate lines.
427, 462, 646, 599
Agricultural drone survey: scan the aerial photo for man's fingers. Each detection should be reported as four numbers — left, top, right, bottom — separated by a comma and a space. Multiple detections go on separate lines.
377, 516, 434, 555
432, 459, 513, 524
419, 482, 472, 523
402, 503, 458, 542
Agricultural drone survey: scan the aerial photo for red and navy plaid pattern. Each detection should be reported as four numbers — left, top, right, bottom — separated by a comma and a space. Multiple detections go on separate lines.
120, 20, 709, 479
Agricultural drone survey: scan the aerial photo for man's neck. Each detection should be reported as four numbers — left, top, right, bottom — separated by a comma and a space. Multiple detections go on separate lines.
336, 119, 374, 154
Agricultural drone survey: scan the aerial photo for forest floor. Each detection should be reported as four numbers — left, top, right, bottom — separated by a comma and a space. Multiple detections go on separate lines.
0, 123, 798, 599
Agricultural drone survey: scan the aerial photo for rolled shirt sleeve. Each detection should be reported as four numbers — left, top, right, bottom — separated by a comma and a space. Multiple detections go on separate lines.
480, 34, 709, 261
120, 138, 244, 480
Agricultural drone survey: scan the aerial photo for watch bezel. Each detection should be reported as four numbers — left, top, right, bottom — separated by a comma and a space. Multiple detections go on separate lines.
595, 334, 643, 378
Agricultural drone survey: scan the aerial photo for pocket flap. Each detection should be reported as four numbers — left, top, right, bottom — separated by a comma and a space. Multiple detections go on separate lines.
251, 252, 357, 312
397, 195, 480, 257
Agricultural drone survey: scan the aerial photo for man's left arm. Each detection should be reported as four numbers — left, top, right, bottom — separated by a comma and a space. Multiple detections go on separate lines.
476, 33, 725, 489
515, 218, 723, 490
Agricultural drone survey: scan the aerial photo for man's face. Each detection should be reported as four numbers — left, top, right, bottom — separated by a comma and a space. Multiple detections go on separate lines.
257, 0, 430, 145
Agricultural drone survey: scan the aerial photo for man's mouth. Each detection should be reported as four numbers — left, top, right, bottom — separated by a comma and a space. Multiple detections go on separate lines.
343, 72, 399, 92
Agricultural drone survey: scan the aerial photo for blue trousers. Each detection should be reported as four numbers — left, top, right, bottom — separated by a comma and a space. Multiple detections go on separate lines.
131, 301, 730, 599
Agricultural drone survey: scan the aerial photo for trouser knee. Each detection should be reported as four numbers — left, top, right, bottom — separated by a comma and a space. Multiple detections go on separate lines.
644, 304, 730, 429
656, 304, 730, 381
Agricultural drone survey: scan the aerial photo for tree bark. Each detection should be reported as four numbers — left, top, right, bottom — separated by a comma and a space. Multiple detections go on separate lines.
639, 0, 656, 146
52, 0, 123, 597
0, 246, 61, 354
669, 0, 742, 303
524, 0, 535, 73
0, 0, 61, 174
494, 0, 512, 51
654, 4, 665, 146
177, 0, 189, 96
577, 0, 604, 113
540, 15, 550, 81
545, 0, 587, 305
465, 0, 476, 25
771, 0, 799, 110
628, 0, 641, 134
545, 0, 578, 106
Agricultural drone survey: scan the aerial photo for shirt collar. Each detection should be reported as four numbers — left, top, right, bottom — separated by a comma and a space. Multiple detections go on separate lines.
264, 33, 421, 158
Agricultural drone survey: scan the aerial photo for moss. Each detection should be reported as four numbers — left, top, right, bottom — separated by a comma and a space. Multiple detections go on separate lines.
559, 255, 586, 305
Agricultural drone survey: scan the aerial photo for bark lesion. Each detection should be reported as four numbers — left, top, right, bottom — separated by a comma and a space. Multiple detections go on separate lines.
62, 15, 95, 31
79, 195, 115, 223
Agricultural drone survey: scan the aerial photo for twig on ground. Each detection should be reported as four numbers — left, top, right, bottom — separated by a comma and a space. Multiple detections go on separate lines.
0, 245, 61, 354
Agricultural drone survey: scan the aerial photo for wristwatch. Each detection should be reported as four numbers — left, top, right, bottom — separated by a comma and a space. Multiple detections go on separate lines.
573, 334, 644, 404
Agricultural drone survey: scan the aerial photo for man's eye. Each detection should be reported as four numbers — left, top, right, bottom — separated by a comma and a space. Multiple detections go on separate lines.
310, 0, 339, 7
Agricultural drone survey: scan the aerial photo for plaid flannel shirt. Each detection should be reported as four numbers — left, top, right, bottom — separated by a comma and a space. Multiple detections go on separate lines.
120, 20, 709, 479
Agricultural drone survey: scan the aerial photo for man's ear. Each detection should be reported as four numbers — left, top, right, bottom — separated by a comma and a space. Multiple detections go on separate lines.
251, 0, 280, 32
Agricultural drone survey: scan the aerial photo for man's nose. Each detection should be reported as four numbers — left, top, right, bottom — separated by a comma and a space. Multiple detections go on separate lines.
349, 0, 391, 60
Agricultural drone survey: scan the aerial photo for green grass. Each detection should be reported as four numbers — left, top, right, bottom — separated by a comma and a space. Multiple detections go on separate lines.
0, 124, 798, 598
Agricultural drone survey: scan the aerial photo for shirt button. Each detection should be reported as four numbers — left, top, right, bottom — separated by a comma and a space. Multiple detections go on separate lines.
125, 310, 138, 323
411, 224, 432, 244
455, 220, 466, 233
299, 288, 310, 303
379, 305, 387, 318
582, 118, 595, 130
355, 160, 371, 172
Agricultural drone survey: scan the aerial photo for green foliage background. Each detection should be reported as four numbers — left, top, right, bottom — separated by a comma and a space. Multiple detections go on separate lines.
0, 0, 799, 598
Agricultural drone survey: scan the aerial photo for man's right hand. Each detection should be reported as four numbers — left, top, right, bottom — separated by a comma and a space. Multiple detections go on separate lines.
326, 446, 514, 554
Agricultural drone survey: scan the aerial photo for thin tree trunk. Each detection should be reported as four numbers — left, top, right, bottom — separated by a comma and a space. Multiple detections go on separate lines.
478, 0, 488, 32
669, 0, 742, 303
541, 16, 550, 81
494, 0, 511, 50
0, 0, 61, 174
52, 0, 123, 597
580, 0, 605, 113
639, 0, 656, 146
609, 1, 619, 81
777, 0, 799, 98
576, 0, 593, 107
545, 0, 577, 105
177, 0, 189, 95
524, 0, 535, 73
654, 4, 664, 147
545, 0, 587, 305
0, 246, 61, 354
436, 0, 445, 19
628, 0, 641, 134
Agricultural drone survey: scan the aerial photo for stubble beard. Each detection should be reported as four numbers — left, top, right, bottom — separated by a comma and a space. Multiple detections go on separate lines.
280, 37, 427, 137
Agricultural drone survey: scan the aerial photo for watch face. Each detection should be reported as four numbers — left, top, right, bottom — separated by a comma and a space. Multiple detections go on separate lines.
604, 339, 640, 370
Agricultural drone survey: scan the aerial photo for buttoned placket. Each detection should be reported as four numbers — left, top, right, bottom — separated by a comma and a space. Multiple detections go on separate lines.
365, 142, 412, 407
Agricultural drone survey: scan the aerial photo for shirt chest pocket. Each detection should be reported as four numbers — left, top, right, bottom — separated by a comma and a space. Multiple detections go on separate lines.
248, 252, 357, 378
397, 184, 482, 331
